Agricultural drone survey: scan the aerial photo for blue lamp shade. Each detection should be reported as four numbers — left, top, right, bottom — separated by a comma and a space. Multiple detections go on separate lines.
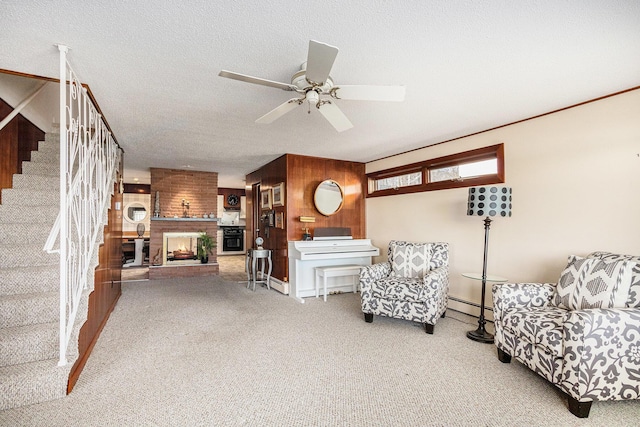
467, 186, 512, 217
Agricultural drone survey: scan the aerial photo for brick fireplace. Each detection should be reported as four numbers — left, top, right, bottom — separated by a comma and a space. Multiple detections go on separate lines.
148, 168, 219, 279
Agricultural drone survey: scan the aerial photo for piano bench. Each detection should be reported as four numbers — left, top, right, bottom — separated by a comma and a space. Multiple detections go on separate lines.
314, 265, 362, 302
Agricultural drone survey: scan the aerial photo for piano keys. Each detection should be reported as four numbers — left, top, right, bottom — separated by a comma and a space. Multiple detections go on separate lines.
288, 238, 380, 299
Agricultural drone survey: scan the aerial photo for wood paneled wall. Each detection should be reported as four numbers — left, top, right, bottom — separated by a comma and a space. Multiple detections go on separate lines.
246, 154, 366, 283
286, 154, 366, 241
0, 98, 44, 203
68, 158, 124, 392
246, 155, 288, 280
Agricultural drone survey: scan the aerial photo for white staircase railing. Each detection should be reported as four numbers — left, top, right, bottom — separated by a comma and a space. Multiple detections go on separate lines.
44, 45, 122, 366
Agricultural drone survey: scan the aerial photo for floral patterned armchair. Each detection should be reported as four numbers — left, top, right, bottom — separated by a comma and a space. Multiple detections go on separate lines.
492, 251, 640, 418
360, 240, 449, 334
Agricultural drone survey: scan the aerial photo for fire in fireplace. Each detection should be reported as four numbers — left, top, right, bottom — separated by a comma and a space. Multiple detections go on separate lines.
162, 232, 201, 265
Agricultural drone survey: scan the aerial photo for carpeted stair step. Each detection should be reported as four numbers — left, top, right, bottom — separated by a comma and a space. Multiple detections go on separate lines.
34, 133, 59, 150
10, 174, 58, 192
0, 128, 111, 411
20, 161, 60, 178
28, 144, 60, 165
37, 136, 59, 151
29, 149, 59, 165
0, 322, 58, 367
0, 291, 58, 328
0, 205, 60, 224
44, 132, 59, 140
0, 359, 70, 411
0, 265, 58, 296
0, 243, 58, 268
0, 188, 59, 206
0, 222, 54, 245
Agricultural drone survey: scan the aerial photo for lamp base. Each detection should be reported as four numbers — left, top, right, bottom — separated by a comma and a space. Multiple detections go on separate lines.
466, 328, 494, 344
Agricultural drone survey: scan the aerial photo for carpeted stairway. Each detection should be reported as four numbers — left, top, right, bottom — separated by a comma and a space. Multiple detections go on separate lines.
0, 132, 80, 410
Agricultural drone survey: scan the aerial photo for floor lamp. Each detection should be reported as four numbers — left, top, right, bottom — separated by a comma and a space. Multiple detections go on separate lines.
466, 186, 512, 343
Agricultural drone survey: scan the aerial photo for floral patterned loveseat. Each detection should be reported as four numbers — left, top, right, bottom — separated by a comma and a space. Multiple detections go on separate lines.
492, 251, 640, 418
359, 240, 449, 334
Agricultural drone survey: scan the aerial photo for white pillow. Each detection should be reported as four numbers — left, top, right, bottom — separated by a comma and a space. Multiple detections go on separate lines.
555, 255, 632, 310
390, 243, 431, 279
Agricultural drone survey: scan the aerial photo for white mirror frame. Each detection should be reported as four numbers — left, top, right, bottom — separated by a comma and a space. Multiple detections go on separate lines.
314, 179, 344, 216
123, 202, 148, 223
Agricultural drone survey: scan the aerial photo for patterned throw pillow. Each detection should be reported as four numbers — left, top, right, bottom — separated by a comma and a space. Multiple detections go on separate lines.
554, 255, 588, 308
588, 251, 640, 308
555, 255, 632, 310
390, 243, 431, 279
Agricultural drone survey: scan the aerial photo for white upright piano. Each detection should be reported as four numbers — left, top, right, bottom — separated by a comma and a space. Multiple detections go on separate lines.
288, 236, 380, 300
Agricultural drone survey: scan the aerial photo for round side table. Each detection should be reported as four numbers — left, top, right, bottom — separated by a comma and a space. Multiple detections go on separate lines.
462, 272, 507, 344
246, 249, 272, 291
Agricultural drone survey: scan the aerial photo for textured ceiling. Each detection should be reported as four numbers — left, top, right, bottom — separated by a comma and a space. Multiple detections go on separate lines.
1, 1, 639, 188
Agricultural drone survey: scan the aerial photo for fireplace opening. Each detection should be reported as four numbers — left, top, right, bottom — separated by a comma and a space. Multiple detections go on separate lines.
163, 232, 202, 265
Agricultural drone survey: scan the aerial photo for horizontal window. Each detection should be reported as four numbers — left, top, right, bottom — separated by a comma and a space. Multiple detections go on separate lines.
367, 144, 504, 197
429, 158, 497, 183
372, 171, 422, 192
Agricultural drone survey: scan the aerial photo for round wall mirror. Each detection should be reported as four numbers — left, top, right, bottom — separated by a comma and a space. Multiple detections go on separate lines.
124, 202, 148, 223
314, 179, 344, 216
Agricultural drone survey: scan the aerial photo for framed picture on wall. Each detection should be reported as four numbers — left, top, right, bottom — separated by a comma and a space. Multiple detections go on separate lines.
275, 211, 284, 229
272, 182, 285, 207
260, 189, 272, 210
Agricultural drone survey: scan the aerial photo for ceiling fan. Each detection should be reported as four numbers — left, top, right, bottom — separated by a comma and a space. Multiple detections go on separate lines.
218, 40, 405, 132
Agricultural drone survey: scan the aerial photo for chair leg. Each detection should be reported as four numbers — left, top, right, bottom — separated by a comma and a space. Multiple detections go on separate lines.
497, 348, 511, 363
567, 395, 592, 418
364, 313, 373, 323
424, 323, 434, 334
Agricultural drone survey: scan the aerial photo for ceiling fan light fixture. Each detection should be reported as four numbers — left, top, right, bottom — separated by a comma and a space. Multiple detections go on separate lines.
306, 90, 319, 106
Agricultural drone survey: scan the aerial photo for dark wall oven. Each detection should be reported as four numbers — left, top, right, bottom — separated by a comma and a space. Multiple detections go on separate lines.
222, 227, 244, 252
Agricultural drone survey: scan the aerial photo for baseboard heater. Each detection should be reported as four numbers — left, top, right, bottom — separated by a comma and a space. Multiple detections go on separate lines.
266, 276, 289, 295
448, 296, 494, 324
448, 296, 493, 311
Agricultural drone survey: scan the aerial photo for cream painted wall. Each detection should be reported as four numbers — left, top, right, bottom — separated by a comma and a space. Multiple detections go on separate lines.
366, 89, 640, 318
122, 193, 151, 236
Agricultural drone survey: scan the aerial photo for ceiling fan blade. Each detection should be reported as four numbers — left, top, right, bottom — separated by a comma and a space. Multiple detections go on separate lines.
331, 85, 406, 102
305, 40, 339, 85
318, 101, 353, 132
218, 70, 298, 91
255, 98, 301, 124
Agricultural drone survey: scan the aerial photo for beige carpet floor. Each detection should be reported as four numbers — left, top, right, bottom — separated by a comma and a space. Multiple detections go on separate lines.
121, 255, 248, 282
1, 273, 638, 426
